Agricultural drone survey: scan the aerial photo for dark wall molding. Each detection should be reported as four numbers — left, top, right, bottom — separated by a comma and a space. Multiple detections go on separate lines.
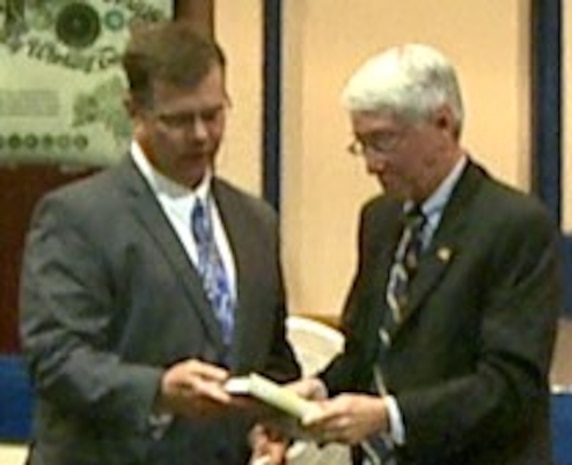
262, 0, 282, 211
530, 0, 571, 315
531, 0, 561, 220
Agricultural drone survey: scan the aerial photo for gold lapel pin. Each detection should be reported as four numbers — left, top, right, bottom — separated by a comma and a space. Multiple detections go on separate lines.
437, 247, 453, 262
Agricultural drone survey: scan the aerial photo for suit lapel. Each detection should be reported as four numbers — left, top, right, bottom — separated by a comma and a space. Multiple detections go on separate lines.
397, 240, 457, 327
211, 180, 258, 369
118, 159, 226, 353
365, 201, 404, 333
390, 160, 487, 336
376, 217, 404, 317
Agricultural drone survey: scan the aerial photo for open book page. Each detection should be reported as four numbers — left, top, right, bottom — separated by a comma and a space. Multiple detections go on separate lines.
225, 373, 320, 419
225, 373, 322, 439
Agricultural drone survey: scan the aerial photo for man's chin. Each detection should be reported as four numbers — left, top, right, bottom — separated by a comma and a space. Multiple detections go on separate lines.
379, 180, 407, 200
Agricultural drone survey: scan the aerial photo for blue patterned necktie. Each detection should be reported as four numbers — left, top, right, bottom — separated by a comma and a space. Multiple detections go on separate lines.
191, 199, 235, 348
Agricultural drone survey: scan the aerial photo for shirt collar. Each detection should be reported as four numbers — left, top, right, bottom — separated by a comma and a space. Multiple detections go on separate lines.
406, 155, 468, 218
130, 140, 212, 203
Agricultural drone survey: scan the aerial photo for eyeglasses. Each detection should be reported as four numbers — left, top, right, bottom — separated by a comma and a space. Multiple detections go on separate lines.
347, 129, 405, 157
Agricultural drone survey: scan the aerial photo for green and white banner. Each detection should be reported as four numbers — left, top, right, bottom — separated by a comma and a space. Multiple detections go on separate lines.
0, 0, 172, 166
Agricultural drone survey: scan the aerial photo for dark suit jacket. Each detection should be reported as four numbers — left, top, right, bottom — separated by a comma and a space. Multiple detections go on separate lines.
19, 157, 300, 465
321, 160, 562, 465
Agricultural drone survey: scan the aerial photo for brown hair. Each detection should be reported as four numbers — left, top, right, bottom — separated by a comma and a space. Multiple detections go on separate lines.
122, 20, 226, 107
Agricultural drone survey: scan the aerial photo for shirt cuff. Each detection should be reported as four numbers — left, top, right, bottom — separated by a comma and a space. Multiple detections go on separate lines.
385, 395, 405, 445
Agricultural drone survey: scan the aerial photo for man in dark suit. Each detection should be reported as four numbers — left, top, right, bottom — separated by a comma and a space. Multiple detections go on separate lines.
19, 21, 299, 465
290, 44, 562, 464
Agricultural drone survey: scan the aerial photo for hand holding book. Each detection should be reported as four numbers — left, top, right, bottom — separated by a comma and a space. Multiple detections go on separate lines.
225, 373, 326, 440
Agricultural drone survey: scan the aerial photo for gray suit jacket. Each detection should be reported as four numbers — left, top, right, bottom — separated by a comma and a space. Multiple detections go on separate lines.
321, 160, 562, 465
19, 157, 300, 465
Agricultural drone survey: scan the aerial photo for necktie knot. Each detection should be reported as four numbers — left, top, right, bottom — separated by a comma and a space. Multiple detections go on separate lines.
404, 204, 426, 232
191, 200, 211, 246
402, 205, 426, 271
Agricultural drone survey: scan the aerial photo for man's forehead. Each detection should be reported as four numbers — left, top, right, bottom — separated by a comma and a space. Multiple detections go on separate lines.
350, 111, 403, 131
151, 77, 227, 111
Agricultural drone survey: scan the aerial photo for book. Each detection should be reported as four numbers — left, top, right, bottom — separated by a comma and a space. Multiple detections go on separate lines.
225, 373, 320, 421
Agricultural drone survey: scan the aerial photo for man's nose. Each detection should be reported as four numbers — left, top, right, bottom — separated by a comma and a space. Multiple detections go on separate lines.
365, 154, 386, 175
187, 116, 209, 140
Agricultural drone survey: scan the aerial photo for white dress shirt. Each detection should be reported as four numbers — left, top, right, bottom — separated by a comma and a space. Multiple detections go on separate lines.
130, 141, 237, 301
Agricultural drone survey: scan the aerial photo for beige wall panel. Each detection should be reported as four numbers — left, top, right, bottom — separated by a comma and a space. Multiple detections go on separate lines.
283, 0, 531, 317
215, 1, 262, 195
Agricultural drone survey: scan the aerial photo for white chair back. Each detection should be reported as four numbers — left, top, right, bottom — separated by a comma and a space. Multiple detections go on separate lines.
285, 315, 351, 465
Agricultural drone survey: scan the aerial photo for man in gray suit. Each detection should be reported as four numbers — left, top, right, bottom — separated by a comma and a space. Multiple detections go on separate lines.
290, 44, 562, 464
19, 21, 299, 465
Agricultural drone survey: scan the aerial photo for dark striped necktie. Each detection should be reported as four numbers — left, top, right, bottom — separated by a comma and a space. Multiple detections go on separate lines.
385, 206, 426, 326
362, 206, 426, 465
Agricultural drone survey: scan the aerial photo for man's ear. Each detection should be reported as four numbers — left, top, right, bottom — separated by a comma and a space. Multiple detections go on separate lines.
432, 105, 456, 135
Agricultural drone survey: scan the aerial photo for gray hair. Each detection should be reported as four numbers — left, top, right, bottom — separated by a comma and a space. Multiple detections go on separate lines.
341, 44, 464, 135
